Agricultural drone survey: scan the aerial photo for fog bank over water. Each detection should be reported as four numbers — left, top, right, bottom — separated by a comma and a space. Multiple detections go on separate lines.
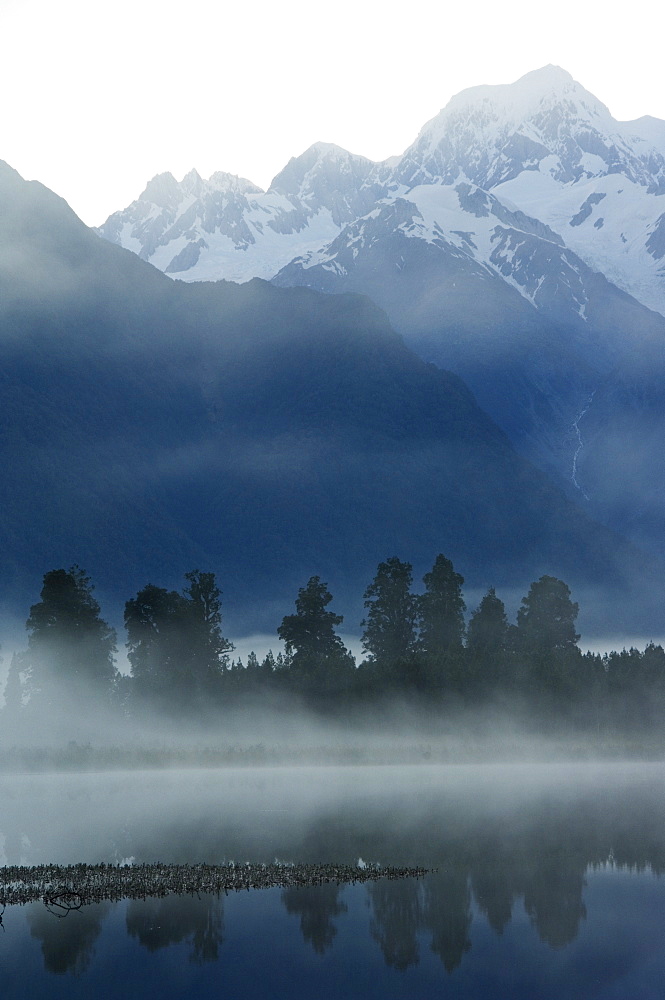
3, 762, 665, 994
2, 761, 664, 867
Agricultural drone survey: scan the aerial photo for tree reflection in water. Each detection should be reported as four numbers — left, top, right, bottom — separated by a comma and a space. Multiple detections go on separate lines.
424, 870, 472, 972
369, 878, 421, 970
5, 764, 665, 977
367, 869, 473, 973
282, 883, 347, 953
27, 902, 110, 975
126, 894, 224, 963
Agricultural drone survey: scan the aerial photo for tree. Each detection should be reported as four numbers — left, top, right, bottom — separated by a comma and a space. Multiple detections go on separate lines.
515, 576, 581, 717
466, 587, 511, 697
516, 576, 580, 654
277, 576, 354, 691
124, 571, 233, 710
419, 554, 466, 656
361, 558, 418, 666
124, 584, 190, 706
182, 570, 234, 696
25, 566, 117, 708
467, 588, 508, 657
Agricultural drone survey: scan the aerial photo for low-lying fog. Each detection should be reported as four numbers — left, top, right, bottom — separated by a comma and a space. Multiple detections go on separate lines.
2, 762, 664, 892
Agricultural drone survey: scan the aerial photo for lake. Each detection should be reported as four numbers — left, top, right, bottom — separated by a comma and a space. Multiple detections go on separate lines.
2, 762, 665, 998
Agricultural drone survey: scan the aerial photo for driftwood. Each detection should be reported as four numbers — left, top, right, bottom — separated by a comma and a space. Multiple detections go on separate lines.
0, 862, 430, 907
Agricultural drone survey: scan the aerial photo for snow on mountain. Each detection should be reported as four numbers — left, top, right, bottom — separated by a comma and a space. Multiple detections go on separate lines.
394, 66, 660, 189
389, 65, 665, 314
620, 116, 665, 159
97, 144, 377, 283
97, 65, 665, 321
282, 179, 604, 337
274, 159, 665, 515
269, 141, 379, 223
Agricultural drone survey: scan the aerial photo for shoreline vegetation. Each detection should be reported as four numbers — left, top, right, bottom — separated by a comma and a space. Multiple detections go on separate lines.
0, 862, 431, 908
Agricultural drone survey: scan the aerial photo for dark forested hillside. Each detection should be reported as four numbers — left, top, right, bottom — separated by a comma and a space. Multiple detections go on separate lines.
0, 160, 659, 634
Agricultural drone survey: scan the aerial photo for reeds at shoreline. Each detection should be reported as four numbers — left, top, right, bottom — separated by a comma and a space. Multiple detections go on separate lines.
0, 861, 430, 907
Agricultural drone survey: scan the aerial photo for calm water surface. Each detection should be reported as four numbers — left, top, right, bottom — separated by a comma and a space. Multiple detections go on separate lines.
1, 762, 665, 999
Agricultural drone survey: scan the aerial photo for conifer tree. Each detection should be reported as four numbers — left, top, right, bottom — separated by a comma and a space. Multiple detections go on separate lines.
182, 570, 234, 694
515, 575, 581, 716
278, 576, 354, 688
361, 558, 418, 665
516, 576, 580, 654
125, 584, 189, 704
25, 566, 117, 707
466, 587, 511, 696
125, 571, 232, 709
467, 588, 508, 656
419, 554, 466, 656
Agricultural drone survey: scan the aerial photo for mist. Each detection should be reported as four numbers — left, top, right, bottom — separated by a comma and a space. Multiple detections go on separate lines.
3, 758, 665, 985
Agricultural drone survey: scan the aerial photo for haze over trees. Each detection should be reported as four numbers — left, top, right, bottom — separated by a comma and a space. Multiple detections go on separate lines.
2, 553, 665, 747
20, 566, 117, 713
125, 571, 233, 714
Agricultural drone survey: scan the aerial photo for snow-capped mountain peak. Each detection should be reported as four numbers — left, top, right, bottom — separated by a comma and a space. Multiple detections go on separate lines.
427, 64, 610, 145
96, 149, 370, 282
393, 65, 655, 192
139, 171, 182, 210
208, 171, 264, 195
267, 141, 378, 225
97, 66, 665, 316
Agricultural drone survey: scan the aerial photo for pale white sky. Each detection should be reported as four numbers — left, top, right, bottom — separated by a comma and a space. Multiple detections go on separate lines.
1, 0, 663, 226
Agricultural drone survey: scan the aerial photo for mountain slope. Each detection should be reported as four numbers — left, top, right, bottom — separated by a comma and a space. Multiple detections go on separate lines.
274, 187, 665, 500
94, 69, 665, 565
0, 159, 657, 635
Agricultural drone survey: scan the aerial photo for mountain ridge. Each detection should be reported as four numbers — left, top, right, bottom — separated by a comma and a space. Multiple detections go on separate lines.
97, 66, 665, 317
92, 71, 665, 565
0, 157, 658, 636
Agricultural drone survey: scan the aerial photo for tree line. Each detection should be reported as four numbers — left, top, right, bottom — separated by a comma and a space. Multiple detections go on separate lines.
2, 555, 665, 737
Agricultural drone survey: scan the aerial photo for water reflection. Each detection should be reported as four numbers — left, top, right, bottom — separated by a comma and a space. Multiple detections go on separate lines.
1, 763, 665, 985
126, 895, 224, 962
27, 902, 110, 975
282, 883, 347, 954
369, 877, 422, 970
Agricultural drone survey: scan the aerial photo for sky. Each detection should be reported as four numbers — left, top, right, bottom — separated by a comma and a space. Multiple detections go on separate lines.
1, 0, 664, 226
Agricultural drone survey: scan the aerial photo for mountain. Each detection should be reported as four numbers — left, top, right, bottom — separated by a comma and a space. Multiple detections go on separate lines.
271, 70, 665, 558
97, 143, 378, 283
393, 65, 665, 315
274, 181, 665, 505
0, 159, 657, 635
99, 67, 665, 319
96, 70, 665, 553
